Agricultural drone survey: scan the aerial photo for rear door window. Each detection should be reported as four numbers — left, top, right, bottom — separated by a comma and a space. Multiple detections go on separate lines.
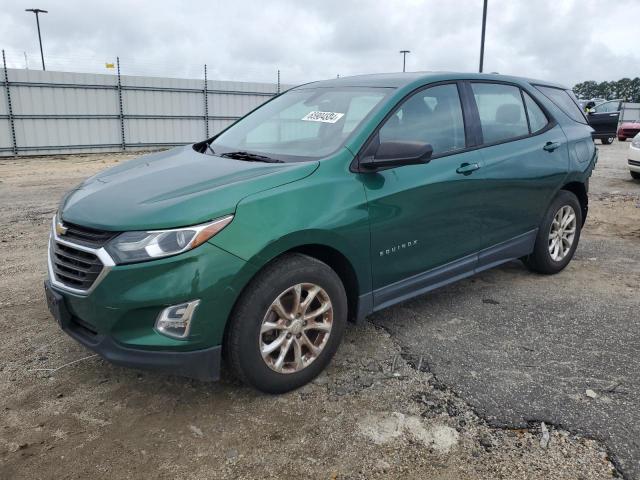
535, 85, 588, 124
593, 101, 620, 113
471, 83, 529, 144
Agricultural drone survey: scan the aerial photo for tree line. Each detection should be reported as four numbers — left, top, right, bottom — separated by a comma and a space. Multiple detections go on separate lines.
573, 78, 640, 102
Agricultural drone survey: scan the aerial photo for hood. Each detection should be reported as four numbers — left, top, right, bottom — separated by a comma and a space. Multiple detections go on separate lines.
620, 121, 640, 127
60, 146, 319, 230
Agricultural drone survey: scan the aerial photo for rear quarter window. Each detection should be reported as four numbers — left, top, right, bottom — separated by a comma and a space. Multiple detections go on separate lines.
522, 91, 549, 133
535, 85, 587, 124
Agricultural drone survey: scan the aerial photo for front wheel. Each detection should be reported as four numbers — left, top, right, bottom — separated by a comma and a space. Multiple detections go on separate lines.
631, 171, 640, 180
224, 253, 347, 393
523, 190, 582, 275
601, 136, 614, 145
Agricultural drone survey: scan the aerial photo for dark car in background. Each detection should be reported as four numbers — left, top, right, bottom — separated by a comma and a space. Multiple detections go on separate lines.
586, 99, 622, 144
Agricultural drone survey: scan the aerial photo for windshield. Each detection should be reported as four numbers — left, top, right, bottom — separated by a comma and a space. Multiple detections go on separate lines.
208, 87, 391, 162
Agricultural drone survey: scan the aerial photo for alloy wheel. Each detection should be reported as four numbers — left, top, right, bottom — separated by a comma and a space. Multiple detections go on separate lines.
548, 205, 577, 261
259, 283, 333, 374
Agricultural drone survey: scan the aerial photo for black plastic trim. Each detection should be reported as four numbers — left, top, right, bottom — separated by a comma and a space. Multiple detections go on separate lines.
367, 229, 538, 313
46, 281, 222, 381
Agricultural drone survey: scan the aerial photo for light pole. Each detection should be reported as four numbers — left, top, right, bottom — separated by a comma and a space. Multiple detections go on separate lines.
25, 8, 48, 71
478, 0, 488, 73
400, 50, 410, 72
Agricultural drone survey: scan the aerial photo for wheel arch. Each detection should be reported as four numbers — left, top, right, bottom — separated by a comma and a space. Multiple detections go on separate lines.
223, 234, 370, 342
561, 181, 588, 225
287, 244, 362, 323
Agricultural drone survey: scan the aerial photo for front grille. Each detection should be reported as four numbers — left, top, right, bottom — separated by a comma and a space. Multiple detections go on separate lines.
61, 221, 118, 248
629, 159, 640, 167
50, 239, 104, 291
622, 129, 640, 137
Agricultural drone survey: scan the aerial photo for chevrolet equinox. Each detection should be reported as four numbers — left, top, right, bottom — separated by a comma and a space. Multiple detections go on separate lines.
45, 72, 596, 393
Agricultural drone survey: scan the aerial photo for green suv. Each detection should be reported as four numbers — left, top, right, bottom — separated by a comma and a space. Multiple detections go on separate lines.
45, 72, 596, 393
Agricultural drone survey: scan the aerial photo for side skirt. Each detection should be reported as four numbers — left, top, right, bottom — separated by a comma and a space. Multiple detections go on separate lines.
358, 229, 537, 317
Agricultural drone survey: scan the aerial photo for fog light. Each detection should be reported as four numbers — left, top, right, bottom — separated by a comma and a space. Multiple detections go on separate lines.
155, 300, 200, 339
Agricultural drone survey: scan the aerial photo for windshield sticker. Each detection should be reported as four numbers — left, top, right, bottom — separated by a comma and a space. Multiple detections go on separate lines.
302, 111, 345, 123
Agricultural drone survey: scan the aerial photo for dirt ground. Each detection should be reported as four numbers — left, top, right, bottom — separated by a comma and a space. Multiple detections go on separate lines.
0, 141, 637, 479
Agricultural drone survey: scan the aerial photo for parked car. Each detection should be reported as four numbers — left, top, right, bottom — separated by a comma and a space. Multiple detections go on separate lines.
586, 99, 622, 144
629, 133, 640, 180
617, 119, 640, 141
45, 72, 596, 393
578, 98, 605, 111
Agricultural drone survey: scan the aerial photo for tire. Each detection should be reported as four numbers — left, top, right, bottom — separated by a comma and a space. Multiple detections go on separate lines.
523, 190, 582, 275
618, 136, 626, 142
601, 137, 614, 145
631, 171, 640, 180
225, 253, 347, 393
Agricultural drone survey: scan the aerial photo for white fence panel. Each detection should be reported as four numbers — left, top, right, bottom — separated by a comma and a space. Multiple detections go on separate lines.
621, 103, 640, 122
0, 67, 285, 156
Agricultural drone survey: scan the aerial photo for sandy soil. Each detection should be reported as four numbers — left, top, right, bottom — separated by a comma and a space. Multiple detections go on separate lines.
1, 142, 636, 479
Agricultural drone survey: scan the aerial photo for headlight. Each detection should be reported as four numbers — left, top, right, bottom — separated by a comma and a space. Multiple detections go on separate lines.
632, 135, 640, 148
106, 215, 233, 264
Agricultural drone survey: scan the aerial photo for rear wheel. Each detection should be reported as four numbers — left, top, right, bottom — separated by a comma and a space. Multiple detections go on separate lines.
225, 253, 347, 393
523, 190, 582, 275
618, 136, 626, 142
601, 136, 614, 145
631, 171, 640, 180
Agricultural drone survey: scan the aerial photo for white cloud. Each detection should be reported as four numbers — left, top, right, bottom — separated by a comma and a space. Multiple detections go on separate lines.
1, 0, 638, 86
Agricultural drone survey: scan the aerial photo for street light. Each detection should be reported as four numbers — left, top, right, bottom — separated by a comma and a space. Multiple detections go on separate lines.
25, 8, 48, 71
400, 50, 410, 73
478, 0, 488, 73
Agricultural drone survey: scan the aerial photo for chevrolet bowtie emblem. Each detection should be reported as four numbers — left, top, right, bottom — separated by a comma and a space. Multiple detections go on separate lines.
55, 221, 68, 236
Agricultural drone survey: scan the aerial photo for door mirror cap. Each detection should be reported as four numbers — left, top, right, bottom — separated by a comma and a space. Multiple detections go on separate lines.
360, 141, 433, 170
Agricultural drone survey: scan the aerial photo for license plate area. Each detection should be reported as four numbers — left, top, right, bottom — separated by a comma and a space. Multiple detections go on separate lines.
44, 281, 70, 327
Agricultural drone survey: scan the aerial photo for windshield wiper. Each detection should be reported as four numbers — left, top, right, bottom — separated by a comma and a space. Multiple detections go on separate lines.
219, 151, 284, 163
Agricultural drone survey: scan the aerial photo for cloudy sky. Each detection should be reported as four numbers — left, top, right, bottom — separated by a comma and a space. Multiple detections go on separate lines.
1, 0, 639, 87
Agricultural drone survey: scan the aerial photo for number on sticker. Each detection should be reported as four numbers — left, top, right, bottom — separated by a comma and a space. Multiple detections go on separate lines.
302, 111, 345, 123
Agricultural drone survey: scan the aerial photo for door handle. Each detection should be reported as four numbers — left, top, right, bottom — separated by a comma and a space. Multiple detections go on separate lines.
609, 113, 619, 117
456, 162, 480, 175
543, 141, 560, 152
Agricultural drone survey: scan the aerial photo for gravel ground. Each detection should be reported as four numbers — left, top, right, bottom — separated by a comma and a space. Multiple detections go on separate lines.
0, 141, 636, 479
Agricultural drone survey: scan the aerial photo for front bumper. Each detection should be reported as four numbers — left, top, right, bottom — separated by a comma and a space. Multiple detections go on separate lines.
46, 279, 222, 380
629, 144, 640, 172
46, 226, 258, 381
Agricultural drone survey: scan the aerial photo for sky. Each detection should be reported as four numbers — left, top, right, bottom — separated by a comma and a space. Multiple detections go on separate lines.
1, 0, 639, 87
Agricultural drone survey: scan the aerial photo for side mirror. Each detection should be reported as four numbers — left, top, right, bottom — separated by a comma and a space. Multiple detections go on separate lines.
360, 140, 433, 170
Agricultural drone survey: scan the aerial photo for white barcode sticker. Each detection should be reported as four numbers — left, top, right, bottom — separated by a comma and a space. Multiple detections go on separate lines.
301, 111, 345, 123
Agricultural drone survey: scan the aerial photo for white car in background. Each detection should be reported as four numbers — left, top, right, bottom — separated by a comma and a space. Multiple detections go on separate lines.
630, 133, 640, 180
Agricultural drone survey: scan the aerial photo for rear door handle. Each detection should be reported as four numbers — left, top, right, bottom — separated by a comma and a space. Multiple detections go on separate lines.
456, 162, 480, 175
609, 113, 619, 117
543, 141, 560, 152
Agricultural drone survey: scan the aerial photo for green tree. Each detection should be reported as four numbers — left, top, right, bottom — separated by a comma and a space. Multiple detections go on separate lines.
573, 78, 640, 102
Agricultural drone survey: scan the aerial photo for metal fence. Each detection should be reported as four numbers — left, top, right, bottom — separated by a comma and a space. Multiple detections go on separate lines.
1, 52, 287, 156
621, 103, 640, 122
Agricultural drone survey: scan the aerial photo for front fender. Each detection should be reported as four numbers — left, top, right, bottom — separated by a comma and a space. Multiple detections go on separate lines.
209, 159, 372, 296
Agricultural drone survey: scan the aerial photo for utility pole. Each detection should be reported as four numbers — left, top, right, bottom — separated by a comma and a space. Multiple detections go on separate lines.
400, 50, 410, 72
479, 0, 488, 73
25, 8, 48, 71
